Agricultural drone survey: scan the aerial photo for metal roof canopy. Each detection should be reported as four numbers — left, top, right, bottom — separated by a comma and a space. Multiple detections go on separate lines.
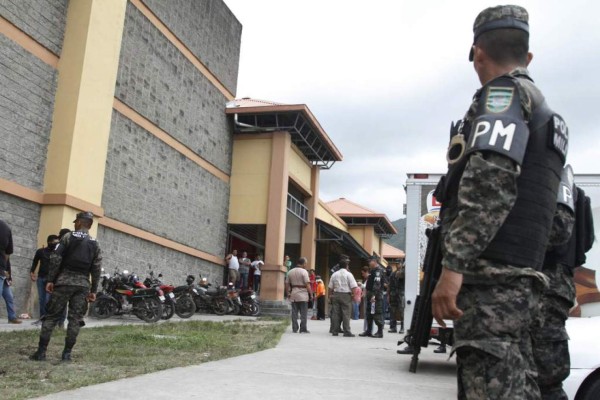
339, 216, 396, 238
227, 105, 343, 170
316, 220, 370, 258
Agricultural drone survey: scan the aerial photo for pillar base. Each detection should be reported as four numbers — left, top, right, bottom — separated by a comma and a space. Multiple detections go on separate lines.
259, 300, 291, 318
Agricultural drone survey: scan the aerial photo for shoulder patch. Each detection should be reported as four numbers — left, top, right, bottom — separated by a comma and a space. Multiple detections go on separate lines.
486, 86, 515, 113
557, 164, 575, 212
549, 114, 569, 162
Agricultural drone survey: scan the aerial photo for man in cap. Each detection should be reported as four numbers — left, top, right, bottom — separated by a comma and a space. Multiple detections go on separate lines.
30, 212, 102, 362
360, 256, 387, 338
431, 5, 568, 398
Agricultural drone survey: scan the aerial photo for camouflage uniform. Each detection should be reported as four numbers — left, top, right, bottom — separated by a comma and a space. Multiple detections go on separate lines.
363, 265, 386, 336
32, 221, 102, 361
439, 6, 569, 398
531, 204, 575, 400
388, 268, 405, 332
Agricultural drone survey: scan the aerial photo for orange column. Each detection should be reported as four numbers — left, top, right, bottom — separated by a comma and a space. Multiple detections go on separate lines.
261, 132, 291, 301
300, 166, 320, 267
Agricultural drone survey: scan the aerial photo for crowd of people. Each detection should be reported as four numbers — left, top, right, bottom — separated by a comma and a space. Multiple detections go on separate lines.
1, 212, 102, 362
281, 253, 405, 339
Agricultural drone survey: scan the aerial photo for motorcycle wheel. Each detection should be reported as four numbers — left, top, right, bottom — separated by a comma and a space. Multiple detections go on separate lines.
162, 300, 174, 320
249, 301, 261, 316
212, 298, 228, 316
90, 297, 116, 319
134, 297, 162, 323
175, 294, 196, 319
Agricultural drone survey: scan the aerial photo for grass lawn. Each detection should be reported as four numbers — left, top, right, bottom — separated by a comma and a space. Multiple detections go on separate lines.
0, 319, 288, 400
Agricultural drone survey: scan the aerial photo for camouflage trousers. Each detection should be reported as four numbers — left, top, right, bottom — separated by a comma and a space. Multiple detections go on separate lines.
389, 294, 404, 330
40, 285, 88, 346
365, 294, 384, 333
454, 277, 540, 400
531, 263, 575, 400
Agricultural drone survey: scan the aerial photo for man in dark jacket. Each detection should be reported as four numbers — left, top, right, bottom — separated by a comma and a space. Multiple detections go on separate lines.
30, 235, 60, 324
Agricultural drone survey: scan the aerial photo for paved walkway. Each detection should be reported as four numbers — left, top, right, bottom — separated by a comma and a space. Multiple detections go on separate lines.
22, 316, 457, 399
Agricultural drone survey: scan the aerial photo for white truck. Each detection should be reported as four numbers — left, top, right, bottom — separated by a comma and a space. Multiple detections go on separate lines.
402, 172, 600, 399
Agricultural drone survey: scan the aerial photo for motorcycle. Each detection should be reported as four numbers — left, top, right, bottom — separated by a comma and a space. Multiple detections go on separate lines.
91, 269, 164, 323
143, 271, 178, 320
189, 276, 230, 315
144, 271, 196, 319
226, 283, 242, 315
238, 288, 261, 316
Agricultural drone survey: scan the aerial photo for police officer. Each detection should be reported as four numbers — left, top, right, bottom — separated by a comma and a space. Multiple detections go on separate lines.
388, 262, 405, 333
359, 256, 386, 338
431, 5, 568, 399
30, 212, 102, 362
532, 166, 594, 400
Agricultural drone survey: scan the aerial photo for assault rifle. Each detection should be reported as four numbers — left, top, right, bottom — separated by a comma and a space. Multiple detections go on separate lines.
403, 225, 444, 373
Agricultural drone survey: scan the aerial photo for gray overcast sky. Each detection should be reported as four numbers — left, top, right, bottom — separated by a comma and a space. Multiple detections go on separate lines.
223, 0, 600, 220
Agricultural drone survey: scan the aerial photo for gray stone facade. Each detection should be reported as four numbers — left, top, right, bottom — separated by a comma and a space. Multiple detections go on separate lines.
0, 34, 58, 191
0, 0, 69, 55
97, 226, 224, 286
0, 192, 41, 319
102, 111, 229, 259
143, 0, 242, 95
115, 2, 233, 174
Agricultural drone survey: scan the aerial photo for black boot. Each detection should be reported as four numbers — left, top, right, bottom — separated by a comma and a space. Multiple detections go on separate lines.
399, 321, 404, 334
434, 345, 447, 354
397, 345, 414, 354
62, 340, 75, 362
358, 331, 372, 337
30, 338, 49, 361
373, 326, 384, 338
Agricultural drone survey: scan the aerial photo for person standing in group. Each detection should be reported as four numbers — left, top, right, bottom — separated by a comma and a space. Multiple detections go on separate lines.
315, 276, 326, 320
431, 5, 568, 399
284, 255, 292, 275
239, 251, 251, 289
30, 212, 102, 362
360, 256, 386, 338
285, 257, 313, 333
30, 235, 60, 325
225, 250, 239, 287
251, 254, 263, 293
360, 266, 370, 332
308, 269, 317, 309
329, 258, 358, 337
0, 219, 21, 324
352, 280, 362, 320
388, 263, 405, 333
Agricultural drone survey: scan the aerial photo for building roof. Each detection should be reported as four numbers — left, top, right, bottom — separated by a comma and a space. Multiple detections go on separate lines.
326, 198, 397, 236
226, 97, 343, 169
382, 242, 405, 259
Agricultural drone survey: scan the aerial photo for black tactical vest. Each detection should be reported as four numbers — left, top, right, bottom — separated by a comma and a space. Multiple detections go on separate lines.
440, 74, 566, 270
61, 232, 97, 274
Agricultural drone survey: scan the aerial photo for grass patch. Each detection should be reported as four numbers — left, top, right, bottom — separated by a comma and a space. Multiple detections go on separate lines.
0, 319, 288, 400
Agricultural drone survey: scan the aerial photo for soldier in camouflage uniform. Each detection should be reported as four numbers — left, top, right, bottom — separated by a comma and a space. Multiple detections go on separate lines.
359, 256, 387, 338
388, 262, 405, 333
30, 212, 102, 362
532, 166, 592, 400
431, 5, 568, 399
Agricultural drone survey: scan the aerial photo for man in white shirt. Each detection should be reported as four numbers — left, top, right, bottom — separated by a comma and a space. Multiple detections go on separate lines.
251, 255, 263, 293
225, 250, 239, 287
329, 258, 358, 337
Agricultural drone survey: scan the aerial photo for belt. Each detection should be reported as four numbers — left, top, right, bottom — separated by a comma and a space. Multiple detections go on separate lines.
335, 291, 352, 294
291, 285, 306, 288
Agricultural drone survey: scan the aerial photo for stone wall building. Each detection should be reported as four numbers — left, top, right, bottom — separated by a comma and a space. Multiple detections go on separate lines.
0, 0, 241, 318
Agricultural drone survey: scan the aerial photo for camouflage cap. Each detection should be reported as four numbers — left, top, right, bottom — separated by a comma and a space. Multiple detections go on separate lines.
469, 5, 529, 61
73, 211, 94, 222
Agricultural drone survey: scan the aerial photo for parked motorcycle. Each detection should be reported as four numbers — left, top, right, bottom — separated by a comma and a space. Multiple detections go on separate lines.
144, 271, 196, 319
238, 288, 261, 316
189, 276, 229, 315
144, 271, 177, 320
90, 269, 164, 323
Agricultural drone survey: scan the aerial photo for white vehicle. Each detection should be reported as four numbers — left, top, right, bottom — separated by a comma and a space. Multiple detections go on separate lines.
564, 317, 600, 400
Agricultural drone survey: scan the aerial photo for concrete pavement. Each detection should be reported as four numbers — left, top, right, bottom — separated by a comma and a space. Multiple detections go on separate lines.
31, 317, 457, 400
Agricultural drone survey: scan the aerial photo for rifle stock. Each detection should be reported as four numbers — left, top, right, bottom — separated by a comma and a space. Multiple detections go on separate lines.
405, 225, 443, 373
